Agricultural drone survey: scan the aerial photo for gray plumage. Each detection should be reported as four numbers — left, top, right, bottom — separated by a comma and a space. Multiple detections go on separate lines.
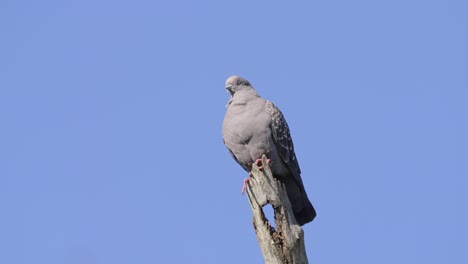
222, 76, 316, 225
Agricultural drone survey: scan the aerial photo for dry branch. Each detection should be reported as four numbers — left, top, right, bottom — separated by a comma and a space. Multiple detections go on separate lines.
245, 155, 309, 264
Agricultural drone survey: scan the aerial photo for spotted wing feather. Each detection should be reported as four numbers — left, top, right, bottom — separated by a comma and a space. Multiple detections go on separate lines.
266, 101, 302, 180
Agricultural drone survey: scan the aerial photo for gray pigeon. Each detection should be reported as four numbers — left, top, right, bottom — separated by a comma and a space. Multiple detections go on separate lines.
222, 75, 316, 225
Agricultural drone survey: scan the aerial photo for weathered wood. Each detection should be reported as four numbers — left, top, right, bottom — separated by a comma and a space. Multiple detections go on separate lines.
245, 155, 309, 264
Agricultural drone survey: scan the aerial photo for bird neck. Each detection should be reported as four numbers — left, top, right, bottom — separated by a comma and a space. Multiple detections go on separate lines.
226, 86, 259, 107
236, 86, 259, 98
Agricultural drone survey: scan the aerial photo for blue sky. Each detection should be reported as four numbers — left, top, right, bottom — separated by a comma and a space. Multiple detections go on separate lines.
2, 0, 467, 263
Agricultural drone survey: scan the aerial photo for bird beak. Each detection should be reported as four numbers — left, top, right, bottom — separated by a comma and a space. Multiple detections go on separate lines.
226, 85, 234, 95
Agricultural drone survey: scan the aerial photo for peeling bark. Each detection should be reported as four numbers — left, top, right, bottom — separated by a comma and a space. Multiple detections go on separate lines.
245, 155, 309, 264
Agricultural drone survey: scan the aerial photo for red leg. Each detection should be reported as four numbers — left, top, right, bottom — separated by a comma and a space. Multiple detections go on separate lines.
241, 177, 250, 194
254, 158, 271, 171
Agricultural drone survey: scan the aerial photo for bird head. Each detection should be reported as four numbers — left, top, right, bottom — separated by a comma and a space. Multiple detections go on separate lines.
225, 76, 252, 96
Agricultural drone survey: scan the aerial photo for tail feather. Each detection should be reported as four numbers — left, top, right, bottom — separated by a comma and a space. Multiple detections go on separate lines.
285, 181, 316, 225
294, 193, 316, 225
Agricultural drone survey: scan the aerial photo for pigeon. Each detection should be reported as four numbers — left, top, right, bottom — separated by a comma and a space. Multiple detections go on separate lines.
222, 75, 316, 225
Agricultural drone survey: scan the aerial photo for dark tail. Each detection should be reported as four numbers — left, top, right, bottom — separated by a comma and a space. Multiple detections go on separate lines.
294, 192, 316, 225
285, 181, 317, 226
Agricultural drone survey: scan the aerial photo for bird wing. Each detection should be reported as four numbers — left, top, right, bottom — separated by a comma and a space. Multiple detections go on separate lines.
267, 101, 303, 182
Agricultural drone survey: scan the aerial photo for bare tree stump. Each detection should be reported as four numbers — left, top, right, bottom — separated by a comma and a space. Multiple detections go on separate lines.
245, 155, 309, 264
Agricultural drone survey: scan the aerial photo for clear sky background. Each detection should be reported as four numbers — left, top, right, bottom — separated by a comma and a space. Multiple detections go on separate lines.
2, 0, 467, 263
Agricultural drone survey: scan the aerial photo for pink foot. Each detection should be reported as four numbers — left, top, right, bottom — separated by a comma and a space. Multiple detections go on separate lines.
241, 178, 249, 194
254, 158, 271, 171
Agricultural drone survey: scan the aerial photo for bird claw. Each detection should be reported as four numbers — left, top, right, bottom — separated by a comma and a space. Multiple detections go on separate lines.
254, 158, 271, 171
241, 178, 249, 195
241, 159, 271, 194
